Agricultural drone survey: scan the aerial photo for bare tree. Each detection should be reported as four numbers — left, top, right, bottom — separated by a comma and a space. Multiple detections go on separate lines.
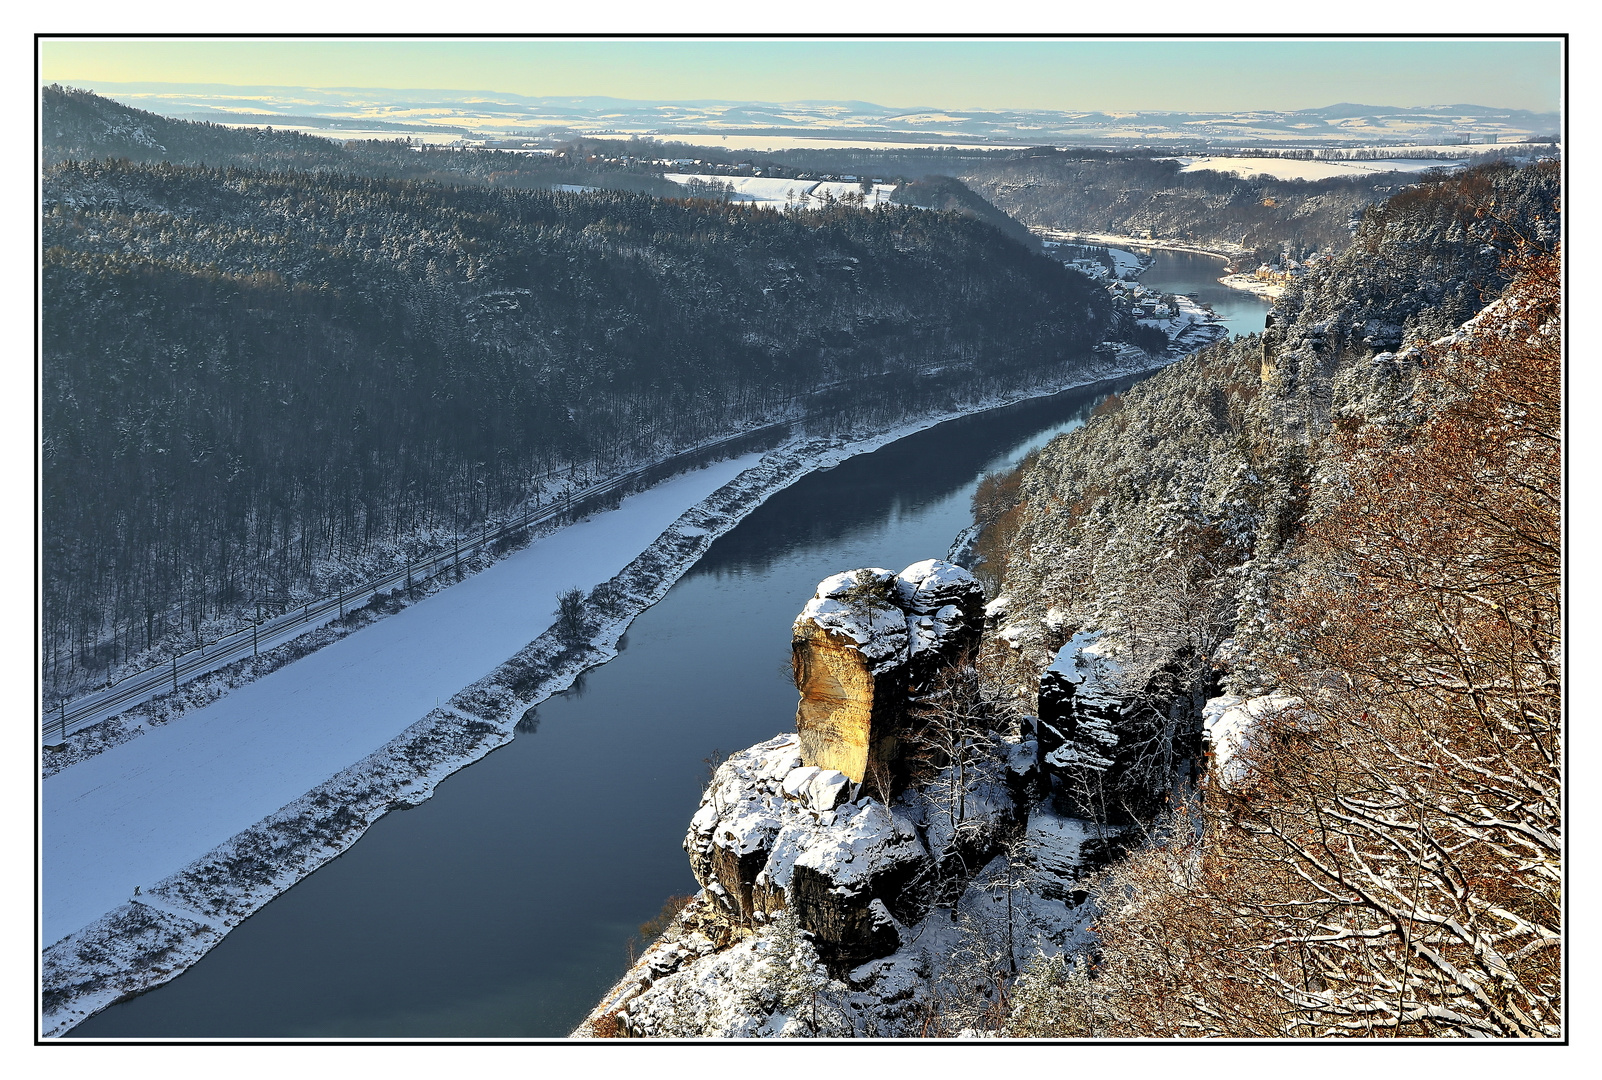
906, 662, 1001, 853
553, 585, 589, 646
1001, 244, 1562, 1039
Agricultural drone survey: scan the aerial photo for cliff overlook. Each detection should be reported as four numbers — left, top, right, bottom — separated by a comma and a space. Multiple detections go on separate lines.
576, 160, 1561, 1039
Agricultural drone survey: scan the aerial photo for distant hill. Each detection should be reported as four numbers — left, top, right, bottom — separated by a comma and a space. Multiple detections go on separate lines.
68, 81, 1563, 148
42, 83, 355, 166
41, 85, 682, 196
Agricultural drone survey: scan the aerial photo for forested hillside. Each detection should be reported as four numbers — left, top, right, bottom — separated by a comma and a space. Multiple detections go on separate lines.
890, 173, 1041, 251
560, 136, 1477, 268
42, 149, 1128, 699
958, 150, 1428, 265
969, 160, 1560, 1036
42, 84, 682, 195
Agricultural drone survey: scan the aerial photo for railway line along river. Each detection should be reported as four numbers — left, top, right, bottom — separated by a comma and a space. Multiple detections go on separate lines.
68, 259, 1268, 1039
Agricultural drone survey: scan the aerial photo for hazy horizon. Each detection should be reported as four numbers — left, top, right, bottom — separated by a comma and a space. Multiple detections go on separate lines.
39, 38, 1563, 116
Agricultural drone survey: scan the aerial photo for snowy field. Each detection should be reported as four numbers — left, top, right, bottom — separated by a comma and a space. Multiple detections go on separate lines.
665, 173, 897, 208
1175, 156, 1468, 181
43, 456, 759, 949
664, 135, 1007, 151
1103, 246, 1146, 280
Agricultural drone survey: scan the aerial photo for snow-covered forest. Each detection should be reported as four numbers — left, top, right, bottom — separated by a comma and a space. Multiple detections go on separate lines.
577, 159, 1562, 1040
42, 88, 1143, 701
972, 159, 1561, 1036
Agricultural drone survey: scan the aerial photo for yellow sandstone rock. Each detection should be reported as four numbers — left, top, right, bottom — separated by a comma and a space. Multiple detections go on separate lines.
790, 561, 983, 784
792, 623, 882, 783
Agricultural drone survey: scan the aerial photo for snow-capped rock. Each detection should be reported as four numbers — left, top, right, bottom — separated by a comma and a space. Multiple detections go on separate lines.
688, 738, 935, 973
1201, 692, 1306, 786
1036, 631, 1123, 780
792, 560, 984, 784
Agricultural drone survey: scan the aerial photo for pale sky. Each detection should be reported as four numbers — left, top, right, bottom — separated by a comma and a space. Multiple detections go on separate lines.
38, 38, 1563, 115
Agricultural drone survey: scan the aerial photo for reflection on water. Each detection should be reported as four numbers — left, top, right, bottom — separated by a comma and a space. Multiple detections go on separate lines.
1132, 247, 1272, 339
69, 377, 1146, 1040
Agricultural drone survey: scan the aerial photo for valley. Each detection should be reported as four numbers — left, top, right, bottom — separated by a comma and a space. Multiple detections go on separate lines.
36, 56, 1563, 1043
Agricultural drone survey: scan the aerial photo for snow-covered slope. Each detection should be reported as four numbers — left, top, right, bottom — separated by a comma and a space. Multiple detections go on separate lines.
43, 456, 761, 949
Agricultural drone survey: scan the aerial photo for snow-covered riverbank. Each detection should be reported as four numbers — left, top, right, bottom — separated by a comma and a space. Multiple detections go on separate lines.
1033, 226, 1250, 264
1034, 227, 1284, 300
41, 352, 1160, 1038
1216, 272, 1286, 300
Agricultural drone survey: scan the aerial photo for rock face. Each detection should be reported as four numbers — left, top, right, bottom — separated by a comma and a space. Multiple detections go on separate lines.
685, 734, 934, 973
1035, 631, 1212, 823
791, 560, 984, 784
1035, 631, 1124, 800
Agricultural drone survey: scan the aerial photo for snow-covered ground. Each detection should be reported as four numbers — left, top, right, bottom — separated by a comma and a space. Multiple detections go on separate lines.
43, 457, 759, 950
1217, 273, 1286, 300
41, 349, 1162, 1037
1175, 156, 1467, 181
665, 173, 897, 209
667, 135, 1005, 152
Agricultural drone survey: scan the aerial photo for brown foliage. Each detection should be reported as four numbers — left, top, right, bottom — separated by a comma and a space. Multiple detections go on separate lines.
638, 894, 696, 946
1015, 245, 1561, 1038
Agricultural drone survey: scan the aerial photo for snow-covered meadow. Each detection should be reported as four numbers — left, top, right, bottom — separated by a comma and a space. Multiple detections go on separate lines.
1175, 155, 1469, 181
665, 173, 897, 209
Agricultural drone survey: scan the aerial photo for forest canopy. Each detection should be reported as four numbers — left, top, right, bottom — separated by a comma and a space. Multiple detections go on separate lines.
42, 142, 1126, 698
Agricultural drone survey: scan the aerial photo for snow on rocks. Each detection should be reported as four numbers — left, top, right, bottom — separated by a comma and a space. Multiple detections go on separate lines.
797, 561, 984, 676
1202, 692, 1306, 786
1021, 806, 1125, 900
1037, 631, 1124, 776
1044, 631, 1125, 710
780, 765, 822, 800
799, 568, 910, 673
595, 832, 1103, 1038
781, 766, 851, 812
908, 763, 1021, 871
686, 736, 934, 972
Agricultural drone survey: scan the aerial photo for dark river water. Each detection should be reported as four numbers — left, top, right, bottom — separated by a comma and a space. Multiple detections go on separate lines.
71, 255, 1266, 1040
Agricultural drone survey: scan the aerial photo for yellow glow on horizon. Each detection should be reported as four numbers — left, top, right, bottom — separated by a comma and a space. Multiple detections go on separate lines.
38, 38, 1563, 115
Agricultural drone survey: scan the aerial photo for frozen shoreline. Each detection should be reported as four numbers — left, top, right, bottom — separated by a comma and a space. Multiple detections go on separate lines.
1034, 226, 1249, 263
41, 353, 1160, 1038
1034, 227, 1284, 300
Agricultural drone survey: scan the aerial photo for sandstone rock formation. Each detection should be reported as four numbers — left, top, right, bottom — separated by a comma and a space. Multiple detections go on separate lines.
791, 560, 984, 784
580, 557, 1128, 1031
684, 734, 933, 973
1035, 630, 1213, 822
1035, 630, 1124, 795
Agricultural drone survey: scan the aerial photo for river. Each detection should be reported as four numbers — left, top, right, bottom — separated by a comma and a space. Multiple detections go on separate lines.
1132, 247, 1272, 339
68, 258, 1268, 1040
